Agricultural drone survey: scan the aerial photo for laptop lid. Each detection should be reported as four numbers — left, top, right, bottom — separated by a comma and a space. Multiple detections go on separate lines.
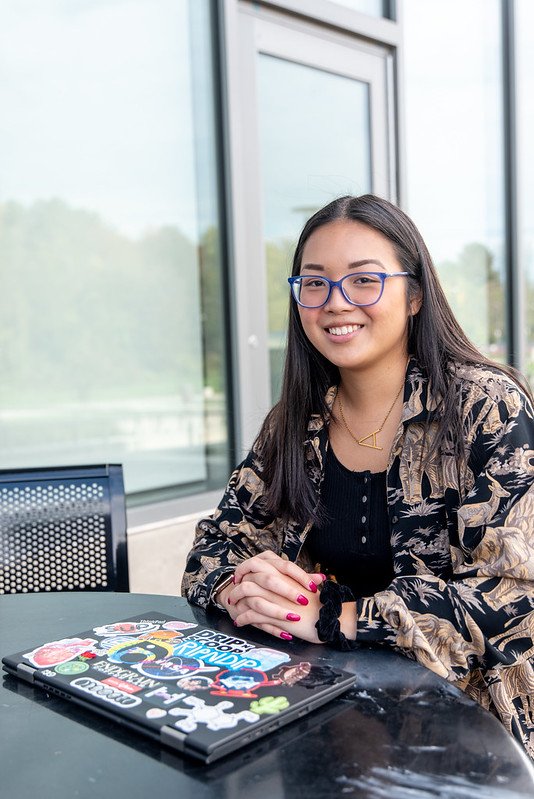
2, 610, 356, 763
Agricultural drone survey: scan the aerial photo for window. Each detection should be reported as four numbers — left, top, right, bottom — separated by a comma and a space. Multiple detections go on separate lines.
403, 0, 506, 363
516, 0, 534, 382
0, 0, 231, 499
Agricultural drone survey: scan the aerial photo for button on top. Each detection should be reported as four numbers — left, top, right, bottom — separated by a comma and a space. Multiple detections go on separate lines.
361, 536, 367, 543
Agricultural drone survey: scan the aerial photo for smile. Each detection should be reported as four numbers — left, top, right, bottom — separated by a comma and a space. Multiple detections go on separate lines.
327, 324, 363, 336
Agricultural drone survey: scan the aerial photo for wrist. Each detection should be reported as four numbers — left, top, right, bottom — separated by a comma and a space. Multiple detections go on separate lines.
315, 581, 358, 650
339, 601, 357, 641
212, 572, 234, 612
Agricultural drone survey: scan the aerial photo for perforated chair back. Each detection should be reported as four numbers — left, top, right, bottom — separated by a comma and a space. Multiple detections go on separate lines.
0, 464, 128, 594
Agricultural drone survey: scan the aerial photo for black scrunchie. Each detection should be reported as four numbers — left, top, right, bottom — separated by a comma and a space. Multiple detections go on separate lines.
315, 580, 358, 651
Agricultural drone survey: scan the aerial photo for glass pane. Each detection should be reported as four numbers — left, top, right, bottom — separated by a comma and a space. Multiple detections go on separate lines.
516, 0, 534, 384
257, 55, 372, 400
0, 0, 230, 497
403, 1, 506, 363
331, 0, 388, 18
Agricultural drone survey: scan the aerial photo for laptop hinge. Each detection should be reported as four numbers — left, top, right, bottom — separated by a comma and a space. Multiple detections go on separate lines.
16, 663, 36, 683
161, 725, 186, 752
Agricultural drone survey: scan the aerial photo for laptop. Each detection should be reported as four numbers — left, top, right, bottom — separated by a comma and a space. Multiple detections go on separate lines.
2, 610, 356, 763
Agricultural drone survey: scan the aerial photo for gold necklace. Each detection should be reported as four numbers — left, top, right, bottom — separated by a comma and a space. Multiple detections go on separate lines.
337, 383, 404, 451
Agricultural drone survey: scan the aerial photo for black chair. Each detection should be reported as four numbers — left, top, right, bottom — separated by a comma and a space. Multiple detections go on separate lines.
0, 464, 129, 594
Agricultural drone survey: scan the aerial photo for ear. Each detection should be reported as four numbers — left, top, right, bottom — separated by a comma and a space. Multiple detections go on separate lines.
409, 290, 423, 316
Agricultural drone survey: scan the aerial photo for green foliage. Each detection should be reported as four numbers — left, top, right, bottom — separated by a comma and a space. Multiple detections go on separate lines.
0, 199, 205, 406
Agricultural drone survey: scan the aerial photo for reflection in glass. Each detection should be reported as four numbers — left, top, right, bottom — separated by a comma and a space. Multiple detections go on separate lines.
257, 55, 371, 400
403, 1, 506, 363
516, 0, 534, 383
0, 1, 230, 496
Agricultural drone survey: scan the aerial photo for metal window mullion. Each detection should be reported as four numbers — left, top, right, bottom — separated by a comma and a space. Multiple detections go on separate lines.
502, 0, 523, 370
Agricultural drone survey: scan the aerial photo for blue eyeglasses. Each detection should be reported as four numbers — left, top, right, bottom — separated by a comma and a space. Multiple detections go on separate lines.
288, 271, 409, 308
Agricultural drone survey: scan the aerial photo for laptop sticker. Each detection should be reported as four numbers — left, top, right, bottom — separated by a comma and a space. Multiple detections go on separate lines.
209, 668, 282, 699
168, 696, 260, 733
24, 638, 98, 669
250, 696, 290, 715
93, 621, 160, 637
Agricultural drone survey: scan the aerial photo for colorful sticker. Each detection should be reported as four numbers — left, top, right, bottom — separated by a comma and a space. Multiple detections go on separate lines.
91, 660, 161, 691
162, 621, 198, 632
247, 647, 291, 671
176, 676, 213, 692
107, 638, 174, 665
209, 668, 281, 698
24, 638, 97, 669
93, 621, 160, 637
102, 677, 142, 694
250, 696, 290, 715
143, 630, 181, 642
134, 655, 218, 680
169, 696, 260, 732
172, 631, 261, 671
55, 661, 90, 676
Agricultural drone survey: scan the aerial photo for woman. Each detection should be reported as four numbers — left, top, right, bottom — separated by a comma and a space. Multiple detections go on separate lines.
182, 195, 534, 757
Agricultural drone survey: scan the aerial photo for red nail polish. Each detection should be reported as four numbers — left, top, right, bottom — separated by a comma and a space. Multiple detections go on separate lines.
309, 581, 318, 593
280, 631, 293, 641
286, 613, 300, 622
227, 597, 231, 605
297, 595, 309, 606
233, 620, 238, 626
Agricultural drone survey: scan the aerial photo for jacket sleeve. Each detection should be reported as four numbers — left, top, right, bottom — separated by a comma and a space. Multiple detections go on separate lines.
181, 447, 286, 608
354, 385, 534, 751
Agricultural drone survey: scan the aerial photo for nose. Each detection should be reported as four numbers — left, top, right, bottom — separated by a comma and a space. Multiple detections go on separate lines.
323, 282, 353, 311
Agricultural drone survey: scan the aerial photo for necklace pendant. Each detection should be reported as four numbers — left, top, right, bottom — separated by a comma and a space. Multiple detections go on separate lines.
358, 429, 383, 450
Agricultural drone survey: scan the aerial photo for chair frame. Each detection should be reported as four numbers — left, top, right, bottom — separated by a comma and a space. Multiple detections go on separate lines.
0, 463, 129, 592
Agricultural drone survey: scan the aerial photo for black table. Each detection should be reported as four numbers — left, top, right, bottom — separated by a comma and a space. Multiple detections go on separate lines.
2, 592, 533, 798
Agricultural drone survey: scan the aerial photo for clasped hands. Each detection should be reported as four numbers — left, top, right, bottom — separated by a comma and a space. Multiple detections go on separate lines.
215, 552, 325, 643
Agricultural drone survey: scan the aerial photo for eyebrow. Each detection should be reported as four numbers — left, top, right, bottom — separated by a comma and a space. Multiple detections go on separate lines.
300, 259, 387, 272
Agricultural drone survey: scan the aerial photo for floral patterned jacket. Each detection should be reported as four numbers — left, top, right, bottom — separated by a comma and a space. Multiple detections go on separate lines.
182, 359, 534, 757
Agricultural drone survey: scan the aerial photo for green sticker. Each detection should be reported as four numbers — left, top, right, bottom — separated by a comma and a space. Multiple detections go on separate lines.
55, 661, 90, 675
250, 696, 290, 715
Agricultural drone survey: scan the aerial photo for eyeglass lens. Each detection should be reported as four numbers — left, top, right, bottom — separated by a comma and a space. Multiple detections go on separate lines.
294, 273, 383, 307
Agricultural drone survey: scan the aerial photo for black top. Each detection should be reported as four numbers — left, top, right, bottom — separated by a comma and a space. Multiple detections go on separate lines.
305, 445, 394, 598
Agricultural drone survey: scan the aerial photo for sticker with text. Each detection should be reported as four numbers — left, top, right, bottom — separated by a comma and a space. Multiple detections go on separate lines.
93, 621, 160, 637
71, 676, 142, 708
171, 630, 263, 670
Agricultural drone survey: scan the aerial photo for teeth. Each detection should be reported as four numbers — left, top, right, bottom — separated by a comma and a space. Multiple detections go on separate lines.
328, 324, 362, 336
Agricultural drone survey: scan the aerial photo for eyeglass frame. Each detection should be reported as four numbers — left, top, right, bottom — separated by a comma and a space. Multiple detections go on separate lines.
287, 271, 410, 308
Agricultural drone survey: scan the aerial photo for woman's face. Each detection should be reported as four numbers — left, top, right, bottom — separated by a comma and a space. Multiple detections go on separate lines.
297, 220, 420, 375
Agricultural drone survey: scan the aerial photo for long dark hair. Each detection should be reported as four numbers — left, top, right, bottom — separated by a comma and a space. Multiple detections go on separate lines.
255, 194, 532, 525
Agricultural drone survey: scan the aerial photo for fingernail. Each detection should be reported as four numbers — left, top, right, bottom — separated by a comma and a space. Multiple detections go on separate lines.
233, 620, 239, 627
231, 575, 236, 583
227, 597, 231, 605
309, 581, 318, 593
280, 631, 293, 641
297, 595, 309, 606
286, 613, 300, 622
320, 573, 327, 582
